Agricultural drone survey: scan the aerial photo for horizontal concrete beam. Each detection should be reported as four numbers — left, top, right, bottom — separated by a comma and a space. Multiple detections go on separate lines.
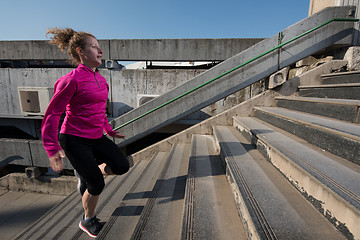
0, 40, 110, 61
0, 38, 263, 61
108, 38, 264, 61
111, 6, 356, 147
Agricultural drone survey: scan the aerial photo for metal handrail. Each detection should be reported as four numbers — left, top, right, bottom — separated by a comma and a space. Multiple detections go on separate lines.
112, 17, 359, 131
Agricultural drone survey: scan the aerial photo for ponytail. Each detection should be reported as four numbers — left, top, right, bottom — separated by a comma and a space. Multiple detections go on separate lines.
46, 27, 95, 66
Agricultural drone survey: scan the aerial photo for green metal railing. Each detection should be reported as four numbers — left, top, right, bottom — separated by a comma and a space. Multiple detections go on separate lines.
112, 17, 359, 132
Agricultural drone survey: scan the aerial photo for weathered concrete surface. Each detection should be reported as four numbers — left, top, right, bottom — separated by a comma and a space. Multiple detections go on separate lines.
0, 38, 264, 61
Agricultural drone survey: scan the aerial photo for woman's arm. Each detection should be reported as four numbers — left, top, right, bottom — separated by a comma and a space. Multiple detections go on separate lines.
41, 76, 76, 158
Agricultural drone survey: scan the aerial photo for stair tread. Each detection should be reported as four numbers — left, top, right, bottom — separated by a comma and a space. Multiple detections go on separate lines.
213, 126, 346, 240
299, 83, 360, 88
0, 191, 65, 240
275, 96, 360, 106
254, 106, 360, 139
184, 134, 247, 240
321, 70, 360, 78
130, 144, 190, 240
98, 152, 168, 240
233, 116, 360, 208
15, 157, 151, 239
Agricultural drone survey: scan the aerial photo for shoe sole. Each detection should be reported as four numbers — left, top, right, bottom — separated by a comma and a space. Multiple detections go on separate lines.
79, 221, 97, 238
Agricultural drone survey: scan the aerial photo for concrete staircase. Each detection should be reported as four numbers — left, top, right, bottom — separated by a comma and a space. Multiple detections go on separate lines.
228, 71, 360, 239
13, 71, 360, 239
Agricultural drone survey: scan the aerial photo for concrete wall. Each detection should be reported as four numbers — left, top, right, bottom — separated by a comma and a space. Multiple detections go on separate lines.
0, 68, 69, 116
0, 68, 206, 118
0, 39, 264, 61
109, 69, 206, 116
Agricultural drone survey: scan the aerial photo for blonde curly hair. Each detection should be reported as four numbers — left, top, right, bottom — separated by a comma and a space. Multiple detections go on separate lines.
46, 27, 95, 66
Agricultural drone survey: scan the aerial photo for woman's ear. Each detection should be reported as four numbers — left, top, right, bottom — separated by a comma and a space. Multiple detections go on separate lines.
76, 47, 83, 56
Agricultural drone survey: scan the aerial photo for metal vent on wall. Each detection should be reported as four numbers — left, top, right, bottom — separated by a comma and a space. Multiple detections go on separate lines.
18, 87, 54, 116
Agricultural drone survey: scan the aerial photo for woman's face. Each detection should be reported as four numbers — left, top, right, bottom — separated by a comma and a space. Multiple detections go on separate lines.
79, 37, 103, 69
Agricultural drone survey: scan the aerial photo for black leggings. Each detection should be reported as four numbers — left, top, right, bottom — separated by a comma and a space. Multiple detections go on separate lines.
59, 133, 130, 195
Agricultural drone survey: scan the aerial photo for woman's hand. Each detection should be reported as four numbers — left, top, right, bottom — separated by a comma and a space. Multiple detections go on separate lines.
49, 150, 65, 173
113, 132, 126, 139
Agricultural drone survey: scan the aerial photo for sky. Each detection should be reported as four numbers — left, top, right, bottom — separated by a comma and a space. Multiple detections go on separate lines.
0, 0, 310, 41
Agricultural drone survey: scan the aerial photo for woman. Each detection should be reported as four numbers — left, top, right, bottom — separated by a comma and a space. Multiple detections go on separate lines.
41, 28, 130, 238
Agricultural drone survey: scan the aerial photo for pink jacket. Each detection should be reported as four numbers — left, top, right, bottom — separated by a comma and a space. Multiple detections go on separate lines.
41, 64, 117, 157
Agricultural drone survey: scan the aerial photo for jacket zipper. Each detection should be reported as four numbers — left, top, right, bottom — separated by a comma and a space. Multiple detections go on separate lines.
94, 72, 100, 88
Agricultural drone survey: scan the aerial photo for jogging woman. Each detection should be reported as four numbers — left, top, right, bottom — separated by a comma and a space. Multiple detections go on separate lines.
41, 28, 130, 238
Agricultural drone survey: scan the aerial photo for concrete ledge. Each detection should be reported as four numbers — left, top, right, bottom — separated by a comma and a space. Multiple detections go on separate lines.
0, 173, 76, 196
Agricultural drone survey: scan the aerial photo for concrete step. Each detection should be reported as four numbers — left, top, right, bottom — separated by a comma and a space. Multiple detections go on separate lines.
321, 71, 360, 85
114, 144, 191, 240
275, 96, 360, 123
93, 152, 168, 240
105, 144, 190, 239
212, 125, 346, 240
298, 83, 360, 100
182, 134, 247, 240
14, 156, 155, 240
0, 188, 65, 240
232, 117, 360, 239
253, 106, 360, 165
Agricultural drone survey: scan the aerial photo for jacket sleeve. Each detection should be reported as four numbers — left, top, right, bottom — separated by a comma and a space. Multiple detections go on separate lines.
103, 116, 117, 137
41, 76, 76, 157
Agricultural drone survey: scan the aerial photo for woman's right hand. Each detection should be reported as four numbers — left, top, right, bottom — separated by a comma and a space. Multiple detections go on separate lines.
49, 150, 65, 173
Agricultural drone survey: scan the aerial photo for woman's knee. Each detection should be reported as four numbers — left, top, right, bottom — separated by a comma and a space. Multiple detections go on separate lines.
110, 160, 130, 175
87, 179, 105, 195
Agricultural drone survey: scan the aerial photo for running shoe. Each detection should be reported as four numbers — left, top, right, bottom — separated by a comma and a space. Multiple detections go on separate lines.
74, 169, 87, 196
79, 216, 104, 238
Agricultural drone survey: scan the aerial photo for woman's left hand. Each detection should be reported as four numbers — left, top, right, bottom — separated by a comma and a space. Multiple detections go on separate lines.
113, 132, 126, 139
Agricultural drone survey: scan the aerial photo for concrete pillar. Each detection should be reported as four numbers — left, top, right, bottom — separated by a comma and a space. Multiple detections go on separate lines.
309, 0, 360, 45
309, 0, 337, 16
